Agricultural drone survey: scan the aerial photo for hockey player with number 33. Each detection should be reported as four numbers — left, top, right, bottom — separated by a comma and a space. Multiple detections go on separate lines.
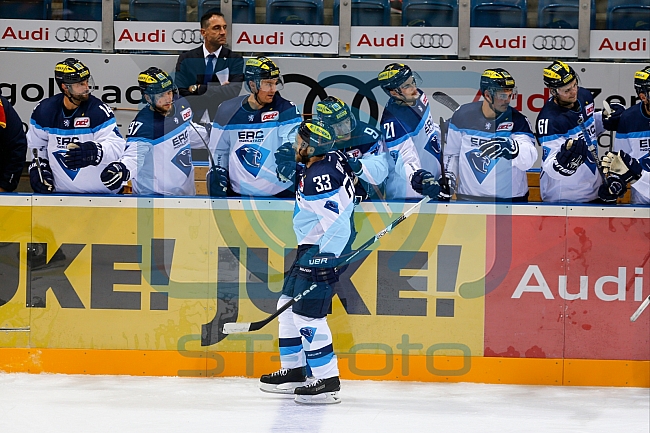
259, 119, 355, 405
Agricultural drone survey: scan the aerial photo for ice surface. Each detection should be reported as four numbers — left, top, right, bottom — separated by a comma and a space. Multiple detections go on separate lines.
0, 373, 648, 433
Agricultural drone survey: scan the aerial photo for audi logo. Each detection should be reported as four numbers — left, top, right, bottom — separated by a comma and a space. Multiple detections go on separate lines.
533, 35, 576, 51
172, 29, 203, 44
410, 33, 453, 49
290, 32, 333, 47
55, 27, 98, 43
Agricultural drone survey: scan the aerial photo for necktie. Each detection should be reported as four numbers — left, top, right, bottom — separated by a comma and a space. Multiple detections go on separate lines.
203, 53, 216, 85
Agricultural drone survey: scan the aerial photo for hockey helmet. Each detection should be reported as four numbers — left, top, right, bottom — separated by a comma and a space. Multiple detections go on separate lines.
378, 63, 421, 96
543, 60, 578, 89
138, 67, 176, 102
244, 57, 283, 92
633, 66, 650, 96
293, 118, 336, 157
316, 96, 357, 139
480, 68, 516, 95
54, 58, 93, 90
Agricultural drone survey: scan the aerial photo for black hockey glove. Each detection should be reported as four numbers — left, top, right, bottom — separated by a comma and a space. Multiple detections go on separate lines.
601, 102, 625, 131
479, 137, 519, 160
598, 180, 624, 204
65, 141, 103, 169
206, 166, 229, 197
552, 138, 587, 176
274, 142, 297, 183
411, 169, 440, 198
601, 150, 642, 185
101, 161, 130, 191
437, 172, 457, 201
347, 156, 363, 176
29, 158, 55, 194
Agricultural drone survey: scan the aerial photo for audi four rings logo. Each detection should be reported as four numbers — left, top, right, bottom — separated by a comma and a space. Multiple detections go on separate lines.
533, 35, 576, 50
410, 33, 453, 49
56, 27, 98, 43
290, 32, 333, 47
172, 29, 203, 44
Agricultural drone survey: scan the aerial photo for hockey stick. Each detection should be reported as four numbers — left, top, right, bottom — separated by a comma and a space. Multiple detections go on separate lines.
431, 91, 460, 112
630, 294, 650, 322
32, 148, 44, 184
222, 195, 430, 334
576, 117, 607, 183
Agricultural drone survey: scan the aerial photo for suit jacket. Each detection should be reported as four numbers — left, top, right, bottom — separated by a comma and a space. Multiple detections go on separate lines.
175, 45, 244, 122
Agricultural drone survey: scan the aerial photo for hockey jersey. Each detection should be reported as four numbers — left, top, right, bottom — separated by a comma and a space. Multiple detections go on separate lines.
613, 102, 650, 205
294, 153, 355, 257
535, 87, 605, 203
446, 102, 537, 199
380, 90, 442, 199
336, 120, 389, 199
209, 93, 301, 196
27, 93, 126, 194
119, 96, 208, 196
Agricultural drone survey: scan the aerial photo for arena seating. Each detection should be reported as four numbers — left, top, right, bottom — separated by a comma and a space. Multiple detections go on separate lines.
198, 0, 256, 24
0, 0, 51, 19
606, 0, 650, 30
470, 0, 527, 28
401, 0, 459, 27
266, 0, 325, 25
333, 0, 392, 26
129, 0, 187, 22
537, 0, 596, 29
62, 0, 120, 20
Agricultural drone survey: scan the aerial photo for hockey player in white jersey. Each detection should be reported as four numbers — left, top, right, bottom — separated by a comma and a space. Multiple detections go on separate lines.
535, 60, 621, 203
377, 63, 443, 201
99, 67, 208, 195
598, 65, 650, 205
260, 119, 353, 405
445, 68, 537, 202
27, 58, 126, 194
207, 56, 301, 198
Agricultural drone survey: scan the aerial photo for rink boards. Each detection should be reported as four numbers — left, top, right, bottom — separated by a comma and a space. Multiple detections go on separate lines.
0, 196, 648, 387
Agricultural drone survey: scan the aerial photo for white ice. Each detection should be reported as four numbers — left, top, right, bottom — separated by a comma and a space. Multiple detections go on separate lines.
0, 373, 648, 433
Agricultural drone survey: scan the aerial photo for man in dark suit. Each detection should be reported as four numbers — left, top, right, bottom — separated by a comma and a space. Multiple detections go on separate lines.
175, 11, 244, 123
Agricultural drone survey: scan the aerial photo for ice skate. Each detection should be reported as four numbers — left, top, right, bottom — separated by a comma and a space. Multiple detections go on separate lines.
294, 376, 341, 405
259, 367, 307, 394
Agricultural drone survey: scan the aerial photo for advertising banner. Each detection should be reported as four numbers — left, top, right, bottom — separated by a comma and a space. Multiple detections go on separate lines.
590, 30, 650, 60
114, 21, 201, 51
0, 19, 101, 50
470, 28, 579, 58
350, 27, 457, 56
232, 24, 339, 54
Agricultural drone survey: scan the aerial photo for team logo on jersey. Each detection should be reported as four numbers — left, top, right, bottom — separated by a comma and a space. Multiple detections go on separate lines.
346, 149, 361, 159
485, 122, 492, 130
180, 107, 192, 122
236, 144, 270, 177
74, 117, 90, 127
52, 150, 80, 181
324, 200, 339, 214
585, 103, 594, 116
261, 111, 279, 122
63, 119, 70, 127
424, 134, 441, 158
421, 93, 428, 105
299, 327, 317, 343
466, 149, 497, 184
389, 150, 399, 163
171, 146, 193, 177
497, 122, 514, 131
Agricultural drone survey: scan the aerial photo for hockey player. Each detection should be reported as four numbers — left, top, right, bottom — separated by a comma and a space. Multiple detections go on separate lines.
27, 58, 126, 194
259, 119, 353, 405
207, 56, 302, 198
99, 67, 209, 195
377, 63, 443, 201
598, 65, 650, 205
535, 60, 621, 203
445, 68, 537, 201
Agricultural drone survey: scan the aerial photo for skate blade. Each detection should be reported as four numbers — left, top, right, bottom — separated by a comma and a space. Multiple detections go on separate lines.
294, 391, 341, 405
260, 382, 305, 395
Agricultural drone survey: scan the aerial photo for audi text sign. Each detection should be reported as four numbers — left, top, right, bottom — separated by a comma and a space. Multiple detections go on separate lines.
350, 27, 457, 56
114, 22, 202, 51
232, 24, 339, 55
590, 30, 650, 60
0, 19, 101, 50
469, 28, 579, 58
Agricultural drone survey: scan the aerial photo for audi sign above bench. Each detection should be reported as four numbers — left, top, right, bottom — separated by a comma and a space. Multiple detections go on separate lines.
469, 28, 580, 58
0, 19, 102, 50
231, 24, 339, 55
350, 27, 457, 56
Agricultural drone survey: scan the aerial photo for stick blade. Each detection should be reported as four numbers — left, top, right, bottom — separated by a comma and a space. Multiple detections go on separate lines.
630, 296, 650, 322
222, 322, 252, 334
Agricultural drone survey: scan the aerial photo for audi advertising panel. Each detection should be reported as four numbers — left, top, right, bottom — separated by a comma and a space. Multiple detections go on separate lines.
469, 28, 579, 58
590, 30, 650, 60
350, 27, 457, 56
232, 24, 339, 55
114, 22, 202, 51
0, 19, 101, 50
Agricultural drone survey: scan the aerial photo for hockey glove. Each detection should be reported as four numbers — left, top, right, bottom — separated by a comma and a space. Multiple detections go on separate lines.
65, 141, 103, 169
601, 102, 625, 132
437, 172, 457, 201
347, 157, 363, 176
101, 162, 130, 191
274, 142, 297, 183
479, 137, 519, 160
601, 150, 642, 185
598, 179, 625, 204
206, 166, 229, 197
29, 158, 55, 194
410, 169, 440, 199
552, 138, 587, 176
